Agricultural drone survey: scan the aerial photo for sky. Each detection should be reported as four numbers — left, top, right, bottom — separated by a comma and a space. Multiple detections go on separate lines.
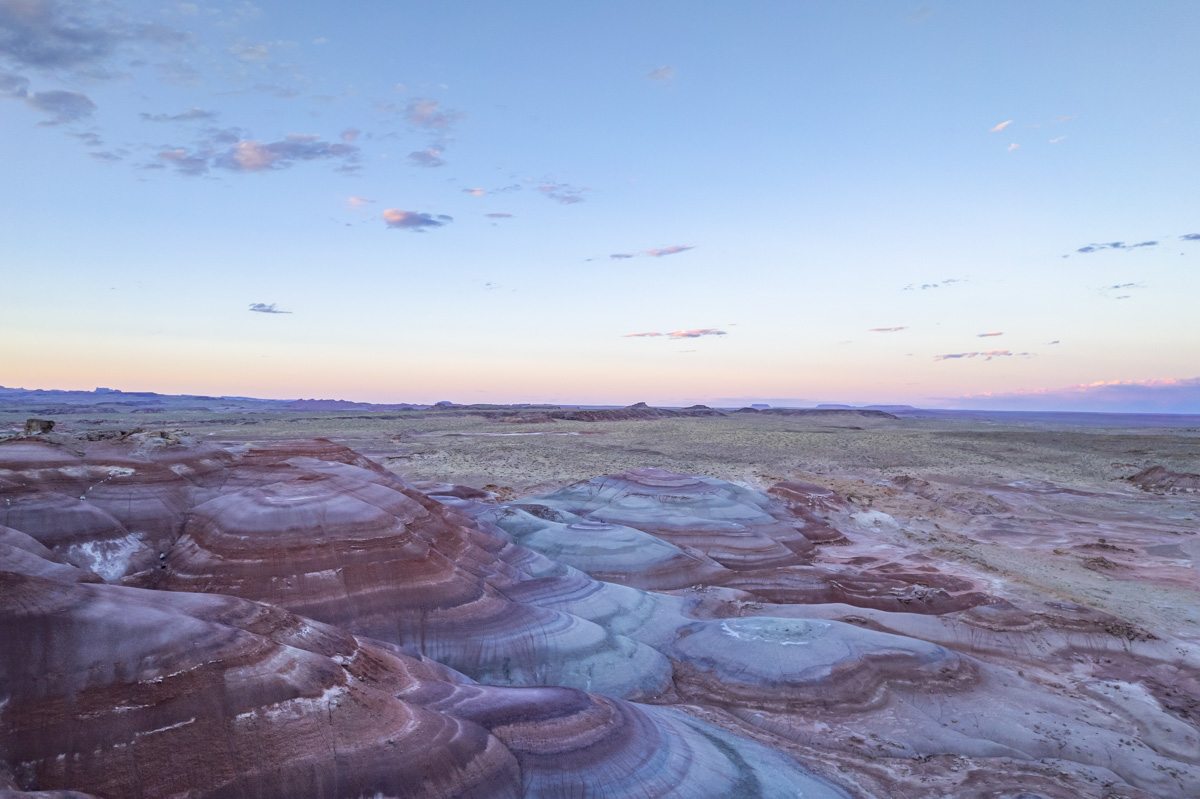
2, 0, 1198, 412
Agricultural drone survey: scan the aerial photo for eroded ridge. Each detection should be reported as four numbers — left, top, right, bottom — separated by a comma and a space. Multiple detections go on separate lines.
2, 436, 1198, 798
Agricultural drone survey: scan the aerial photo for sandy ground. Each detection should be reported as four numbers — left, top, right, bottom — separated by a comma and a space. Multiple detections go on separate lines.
8, 408, 1198, 644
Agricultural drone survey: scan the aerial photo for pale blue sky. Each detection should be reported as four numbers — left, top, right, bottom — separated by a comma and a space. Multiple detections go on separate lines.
3, 1, 1198, 410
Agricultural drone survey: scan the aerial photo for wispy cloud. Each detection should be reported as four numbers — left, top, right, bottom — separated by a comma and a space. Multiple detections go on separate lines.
950, 376, 1200, 413
485, 212, 513, 218
407, 147, 445, 167
868, 326, 908, 333
646, 65, 676, 82
382, 209, 452, 231
228, 39, 290, 63
220, 135, 358, 173
990, 120, 1013, 133
347, 196, 374, 210
24, 89, 96, 124
625, 328, 727, 340
1181, 233, 1200, 241
339, 127, 360, 143
934, 349, 1028, 362
155, 146, 208, 175
154, 133, 360, 176
462, 187, 486, 196
976, 331, 1003, 338
0, 0, 187, 74
140, 108, 215, 122
1100, 281, 1146, 301
68, 130, 101, 147
0, 69, 28, 96
670, 328, 726, 339
1007, 142, 1020, 152
607, 246, 695, 260
647, 245, 694, 257
538, 182, 588, 204
1049, 135, 1066, 143
249, 302, 291, 314
1075, 240, 1158, 254
404, 99, 461, 130
902, 278, 963, 291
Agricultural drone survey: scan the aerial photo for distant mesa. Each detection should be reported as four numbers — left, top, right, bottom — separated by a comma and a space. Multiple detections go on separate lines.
751, 403, 770, 409
285, 399, 376, 411
549, 402, 724, 422
736, 407, 898, 419
283, 399, 424, 411
481, 401, 726, 423
819, 404, 915, 412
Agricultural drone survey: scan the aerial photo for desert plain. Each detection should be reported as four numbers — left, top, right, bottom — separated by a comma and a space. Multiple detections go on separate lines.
2, 394, 1198, 798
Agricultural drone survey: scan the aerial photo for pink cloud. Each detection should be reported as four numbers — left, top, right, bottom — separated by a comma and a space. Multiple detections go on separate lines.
608, 246, 696, 259
934, 350, 1013, 361
624, 328, 727, 340
868, 326, 908, 333
646, 245, 694, 257
667, 328, 725, 339
990, 120, 1013, 132
404, 99, 461, 130
382, 209, 451, 231
976, 331, 1003, 337
949, 377, 1200, 413
229, 140, 279, 170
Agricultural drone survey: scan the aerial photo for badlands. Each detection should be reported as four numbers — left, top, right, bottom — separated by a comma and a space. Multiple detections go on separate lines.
1, 401, 1198, 798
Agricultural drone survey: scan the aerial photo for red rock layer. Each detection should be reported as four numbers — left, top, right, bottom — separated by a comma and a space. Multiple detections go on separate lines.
0, 573, 844, 799
0, 440, 219, 584
0, 572, 518, 799
161, 455, 672, 698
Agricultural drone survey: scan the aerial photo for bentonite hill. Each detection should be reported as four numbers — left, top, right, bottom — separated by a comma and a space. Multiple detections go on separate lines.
1, 401, 1198, 798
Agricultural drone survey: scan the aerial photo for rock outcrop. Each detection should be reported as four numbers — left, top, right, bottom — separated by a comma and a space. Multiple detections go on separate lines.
1, 572, 843, 798
2, 437, 1198, 799
549, 403, 726, 421
1128, 464, 1200, 493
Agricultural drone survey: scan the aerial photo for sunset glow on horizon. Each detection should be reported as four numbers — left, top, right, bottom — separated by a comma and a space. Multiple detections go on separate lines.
3, 1, 1198, 413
